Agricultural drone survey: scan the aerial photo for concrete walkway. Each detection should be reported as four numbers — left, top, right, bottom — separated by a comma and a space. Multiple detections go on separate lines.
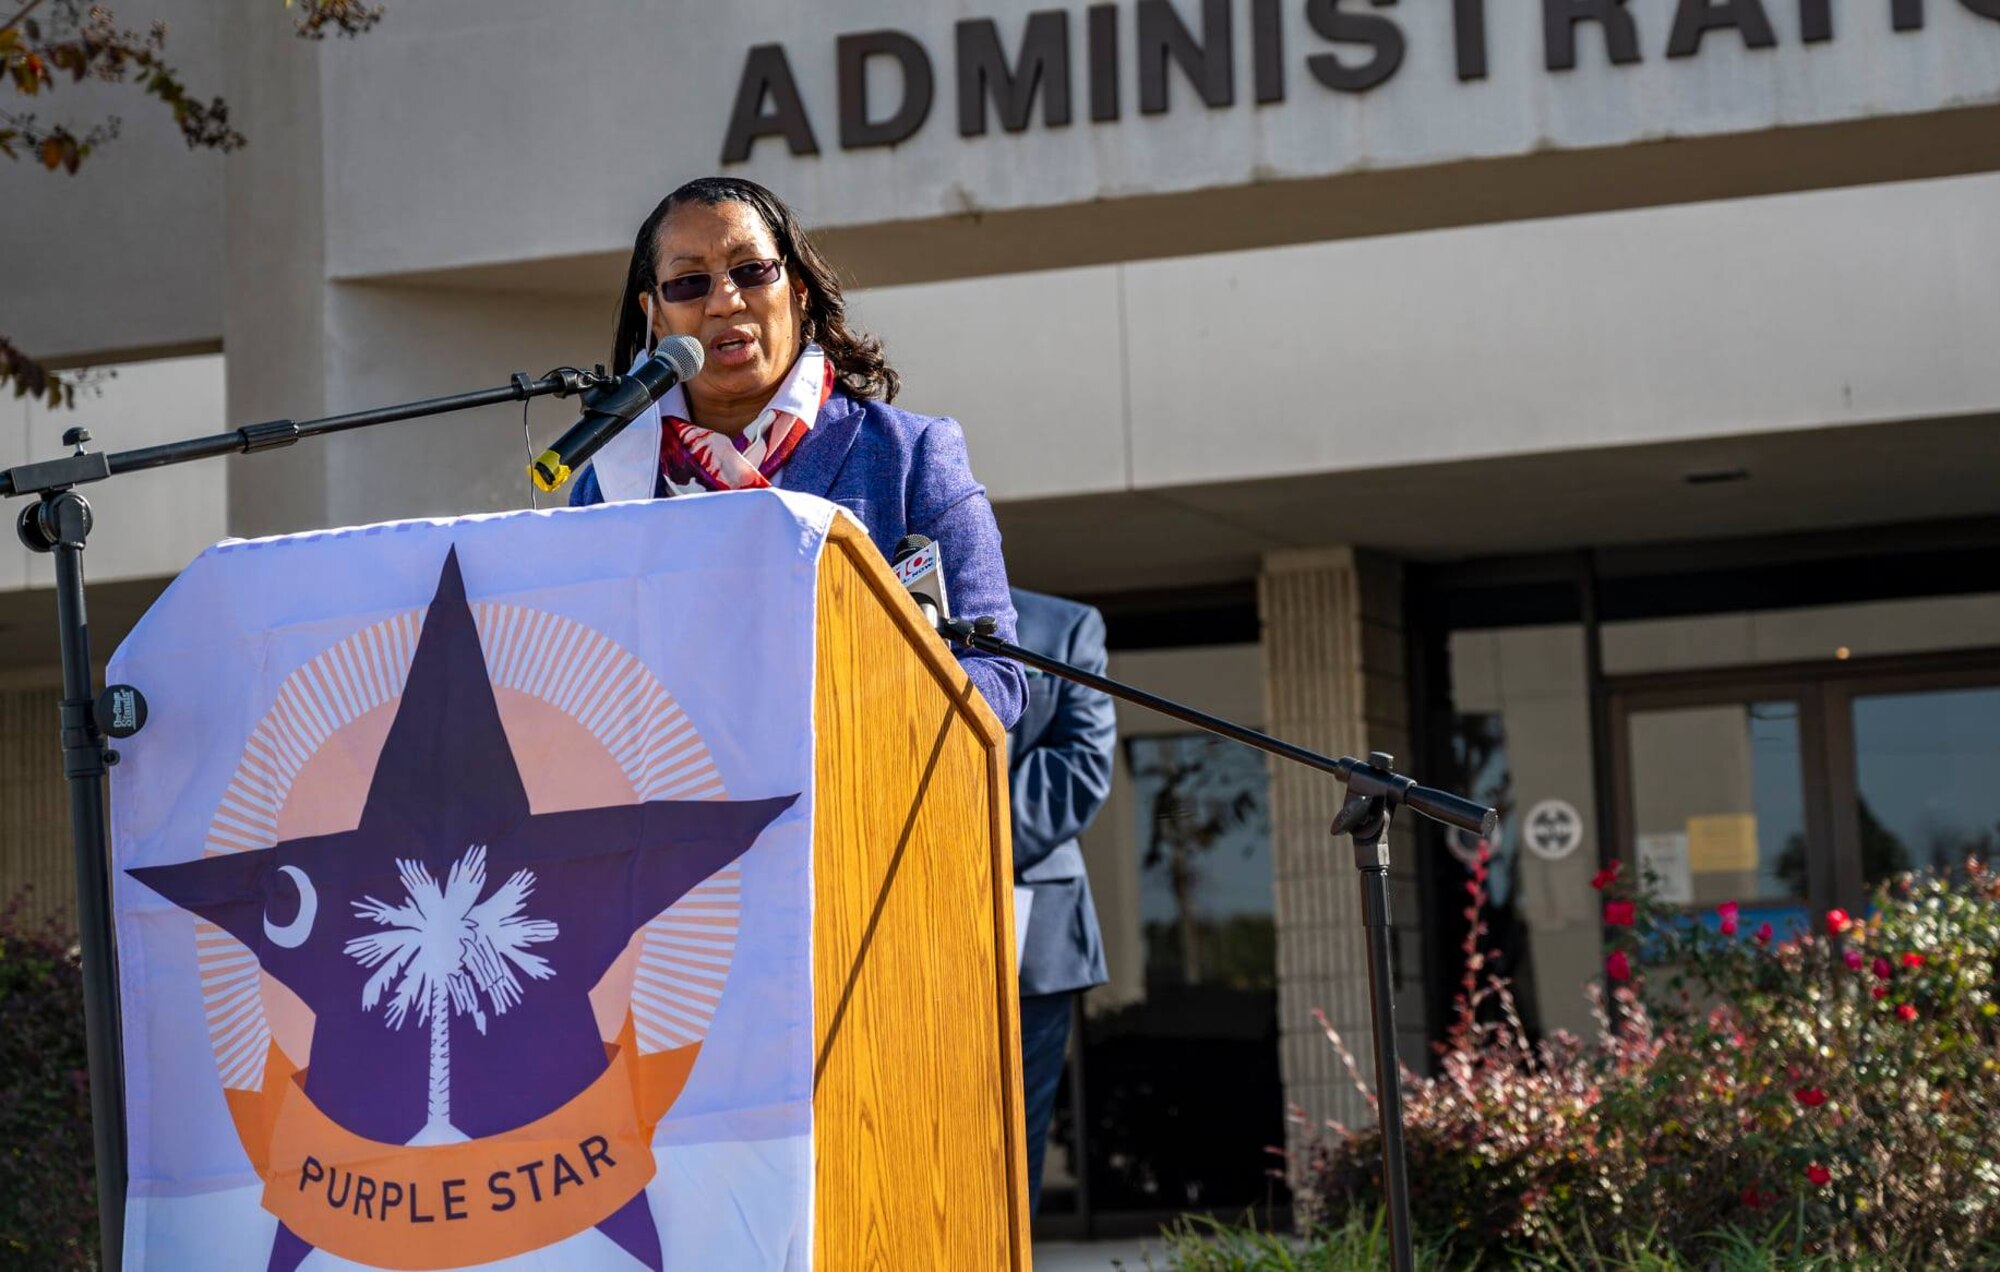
1033, 1238, 1165, 1271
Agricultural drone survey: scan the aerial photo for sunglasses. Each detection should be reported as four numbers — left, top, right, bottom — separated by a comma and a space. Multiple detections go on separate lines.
653, 258, 784, 305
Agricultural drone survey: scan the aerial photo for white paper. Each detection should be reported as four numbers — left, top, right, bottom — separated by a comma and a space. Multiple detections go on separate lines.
1637, 832, 1694, 905
1013, 886, 1034, 972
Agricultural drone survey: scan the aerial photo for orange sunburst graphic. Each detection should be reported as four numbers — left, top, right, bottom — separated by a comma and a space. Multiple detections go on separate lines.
193, 604, 743, 1093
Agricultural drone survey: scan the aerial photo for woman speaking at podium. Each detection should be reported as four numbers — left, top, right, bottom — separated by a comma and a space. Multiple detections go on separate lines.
569, 177, 1026, 729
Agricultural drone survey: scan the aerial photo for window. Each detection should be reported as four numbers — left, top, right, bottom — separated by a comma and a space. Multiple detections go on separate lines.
1128, 734, 1274, 993
1065, 731, 1283, 1221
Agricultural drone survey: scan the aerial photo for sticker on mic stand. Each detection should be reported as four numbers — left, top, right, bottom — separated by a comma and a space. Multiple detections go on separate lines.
891, 544, 940, 589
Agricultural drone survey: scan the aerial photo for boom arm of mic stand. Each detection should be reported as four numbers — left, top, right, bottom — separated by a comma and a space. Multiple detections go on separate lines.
0, 366, 613, 499
939, 617, 1497, 836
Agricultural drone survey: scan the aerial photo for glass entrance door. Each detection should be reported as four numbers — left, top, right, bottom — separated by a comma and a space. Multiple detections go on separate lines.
1610, 656, 2000, 919
1837, 679, 2000, 890
1617, 696, 1822, 936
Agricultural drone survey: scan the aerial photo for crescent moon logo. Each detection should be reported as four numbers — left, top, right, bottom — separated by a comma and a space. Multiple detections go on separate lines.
263, 864, 317, 949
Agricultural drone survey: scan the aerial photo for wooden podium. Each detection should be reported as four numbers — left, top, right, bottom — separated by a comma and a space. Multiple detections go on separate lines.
808, 515, 1033, 1270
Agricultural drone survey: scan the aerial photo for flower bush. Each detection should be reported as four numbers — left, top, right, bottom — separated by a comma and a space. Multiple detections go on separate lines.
0, 896, 96, 1270
1293, 852, 2000, 1268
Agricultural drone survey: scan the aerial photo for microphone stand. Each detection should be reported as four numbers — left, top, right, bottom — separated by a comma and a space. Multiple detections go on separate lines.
0, 364, 615, 1270
942, 616, 1496, 1272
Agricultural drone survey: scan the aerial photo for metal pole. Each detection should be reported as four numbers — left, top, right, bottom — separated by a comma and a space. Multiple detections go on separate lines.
1347, 804, 1414, 1272
948, 622, 1497, 838
32, 491, 127, 1268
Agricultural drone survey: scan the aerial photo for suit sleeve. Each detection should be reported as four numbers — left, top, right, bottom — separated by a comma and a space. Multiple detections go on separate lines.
908, 417, 1028, 729
1012, 607, 1117, 874
568, 464, 605, 507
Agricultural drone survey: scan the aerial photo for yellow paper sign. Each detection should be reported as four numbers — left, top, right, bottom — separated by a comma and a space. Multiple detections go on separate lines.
1686, 813, 1759, 873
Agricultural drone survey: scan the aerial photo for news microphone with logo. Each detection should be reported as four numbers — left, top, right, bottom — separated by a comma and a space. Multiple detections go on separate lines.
528, 335, 704, 493
891, 535, 950, 630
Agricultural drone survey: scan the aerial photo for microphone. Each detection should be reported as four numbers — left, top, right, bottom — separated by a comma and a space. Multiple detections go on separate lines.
891, 534, 950, 630
528, 335, 704, 492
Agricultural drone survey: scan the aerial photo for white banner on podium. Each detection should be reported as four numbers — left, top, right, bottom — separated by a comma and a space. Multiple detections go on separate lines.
111, 491, 834, 1271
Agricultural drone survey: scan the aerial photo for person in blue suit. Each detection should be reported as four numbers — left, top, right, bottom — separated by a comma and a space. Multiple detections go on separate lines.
569, 176, 1025, 728
1008, 587, 1116, 1214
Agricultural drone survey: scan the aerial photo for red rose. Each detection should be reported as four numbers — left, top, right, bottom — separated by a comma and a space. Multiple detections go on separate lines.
1606, 950, 1631, 982
1591, 861, 1623, 891
1843, 949, 1864, 971
1717, 902, 1739, 935
1807, 1164, 1832, 1187
1604, 900, 1636, 927
1794, 1086, 1827, 1107
1825, 909, 1851, 935
1897, 1003, 1918, 1022
1754, 922, 1774, 946
1873, 957, 1892, 979
1902, 952, 1925, 969
1872, 986, 1889, 1000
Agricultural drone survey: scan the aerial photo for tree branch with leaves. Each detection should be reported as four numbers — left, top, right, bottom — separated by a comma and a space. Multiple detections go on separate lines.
1, 0, 383, 408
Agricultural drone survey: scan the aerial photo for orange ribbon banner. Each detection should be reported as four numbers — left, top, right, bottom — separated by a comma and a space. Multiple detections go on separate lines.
224, 1019, 697, 1269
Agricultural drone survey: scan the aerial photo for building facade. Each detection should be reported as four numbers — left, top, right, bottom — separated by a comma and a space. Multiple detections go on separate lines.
6, 0, 2000, 1234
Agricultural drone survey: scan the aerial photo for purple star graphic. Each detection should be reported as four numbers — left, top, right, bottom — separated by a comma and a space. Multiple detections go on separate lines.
129, 548, 796, 1271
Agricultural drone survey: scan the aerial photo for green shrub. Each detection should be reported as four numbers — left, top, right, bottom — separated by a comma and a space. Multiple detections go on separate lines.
1293, 850, 2000, 1269
1146, 1210, 1450, 1270
0, 896, 96, 1270
1152, 1209, 1907, 1271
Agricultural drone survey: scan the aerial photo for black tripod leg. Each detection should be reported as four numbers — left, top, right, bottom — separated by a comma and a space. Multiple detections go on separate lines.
1346, 807, 1414, 1272
31, 492, 127, 1268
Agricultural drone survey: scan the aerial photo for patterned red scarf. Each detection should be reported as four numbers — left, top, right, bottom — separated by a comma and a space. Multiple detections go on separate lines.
658, 345, 834, 495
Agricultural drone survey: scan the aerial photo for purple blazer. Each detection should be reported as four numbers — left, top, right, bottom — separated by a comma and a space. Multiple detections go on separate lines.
569, 391, 1026, 728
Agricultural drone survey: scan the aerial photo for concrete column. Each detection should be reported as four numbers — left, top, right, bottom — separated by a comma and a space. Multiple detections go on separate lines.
221, 0, 331, 539
1258, 546, 1422, 1167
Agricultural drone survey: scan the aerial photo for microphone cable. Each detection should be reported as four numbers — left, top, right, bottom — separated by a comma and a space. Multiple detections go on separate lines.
521, 395, 539, 510
519, 365, 592, 510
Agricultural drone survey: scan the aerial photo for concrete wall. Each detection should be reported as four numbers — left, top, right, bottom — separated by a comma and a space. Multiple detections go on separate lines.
307, 284, 613, 530
10, 3, 1999, 553
0, 685, 68, 926
0, 0, 224, 363
1602, 593, 2000, 673
63, 166, 2000, 552
220, 0, 335, 538
12, 0, 2000, 367
856, 170, 2000, 504
0, 354, 227, 591
312, 0, 2000, 280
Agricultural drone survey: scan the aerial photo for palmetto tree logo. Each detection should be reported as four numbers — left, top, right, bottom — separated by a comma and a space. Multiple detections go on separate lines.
344, 845, 559, 1144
